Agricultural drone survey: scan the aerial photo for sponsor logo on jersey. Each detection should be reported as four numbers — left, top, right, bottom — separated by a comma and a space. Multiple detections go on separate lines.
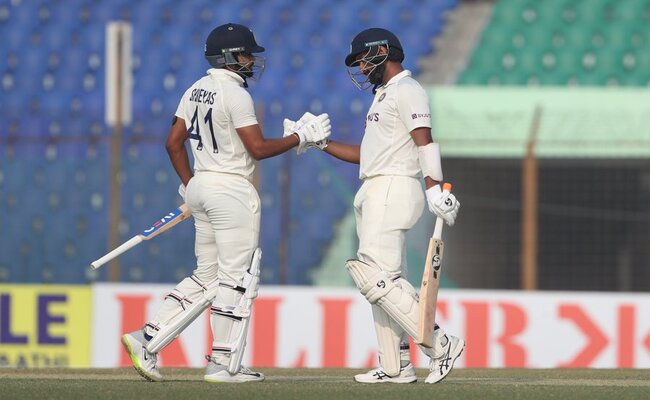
411, 113, 431, 120
378, 93, 386, 102
366, 113, 380, 122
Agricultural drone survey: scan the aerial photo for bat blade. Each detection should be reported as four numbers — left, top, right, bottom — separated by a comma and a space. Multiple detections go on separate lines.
139, 203, 191, 240
417, 183, 452, 347
89, 204, 192, 270
417, 236, 444, 348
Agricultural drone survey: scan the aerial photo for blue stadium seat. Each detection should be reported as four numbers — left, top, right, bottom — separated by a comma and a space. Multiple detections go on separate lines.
57, 48, 89, 78
79, 25, 105, 52
49, 1, 85, 27
5, 3, 37, 38
40, 91, 75, 117
18, 116, 49, 136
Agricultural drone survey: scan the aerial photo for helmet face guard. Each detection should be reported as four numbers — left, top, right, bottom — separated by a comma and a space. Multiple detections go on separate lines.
346, 42, 389, 91
207, 50, 266, 82
345, 28, 404, 91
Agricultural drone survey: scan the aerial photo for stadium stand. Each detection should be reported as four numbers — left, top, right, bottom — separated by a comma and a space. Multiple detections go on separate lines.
0, 0, 458, 284
458, 0, 650, 86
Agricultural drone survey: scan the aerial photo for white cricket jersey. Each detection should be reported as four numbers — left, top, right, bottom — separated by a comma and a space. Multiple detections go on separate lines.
175, 68, 258, 180
359, 70, 432, 180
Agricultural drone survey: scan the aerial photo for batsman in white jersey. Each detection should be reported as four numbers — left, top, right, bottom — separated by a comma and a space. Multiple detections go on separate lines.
121, 23, 331, 383
288, 28, 464, 384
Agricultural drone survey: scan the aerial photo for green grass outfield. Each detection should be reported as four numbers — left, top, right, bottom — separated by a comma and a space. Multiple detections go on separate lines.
1, 368, 648, 400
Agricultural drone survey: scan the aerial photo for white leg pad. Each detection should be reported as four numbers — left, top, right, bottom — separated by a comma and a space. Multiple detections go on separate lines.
144, 275, 210, 339
145, 275, 219, 354
371, 305, 402, 376
371, 277, 417, 376
346, 259, 420, 341
211, 248, 261, 374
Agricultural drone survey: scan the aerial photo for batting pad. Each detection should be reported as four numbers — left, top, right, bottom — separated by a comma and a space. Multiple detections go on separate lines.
146, 278, 219, 354
144, 275, 217, 352
211, 248, 261, 374
371, 305, 403, 376
346, 259, 420, 341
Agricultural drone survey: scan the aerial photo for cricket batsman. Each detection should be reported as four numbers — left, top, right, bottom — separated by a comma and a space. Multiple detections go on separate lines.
289, 28, 465, 384
121, 22, 331, 383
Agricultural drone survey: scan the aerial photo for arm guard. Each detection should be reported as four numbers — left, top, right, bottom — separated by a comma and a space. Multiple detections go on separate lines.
418, 142, 443, 182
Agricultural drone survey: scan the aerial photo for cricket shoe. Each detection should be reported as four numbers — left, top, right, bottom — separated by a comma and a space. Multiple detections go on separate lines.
354, 363, 417, 384
121, 329, 164, 382
425, 335, 465, 384
204, 356, 265, 383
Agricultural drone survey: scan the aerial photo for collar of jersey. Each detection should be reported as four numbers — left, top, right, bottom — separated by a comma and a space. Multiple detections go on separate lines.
207, 68, 246, 86
376, 69, 412, 92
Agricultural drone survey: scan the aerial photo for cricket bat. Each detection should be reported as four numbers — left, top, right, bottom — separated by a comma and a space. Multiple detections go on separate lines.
90, 203, 192, 270
417, 182, 452, 348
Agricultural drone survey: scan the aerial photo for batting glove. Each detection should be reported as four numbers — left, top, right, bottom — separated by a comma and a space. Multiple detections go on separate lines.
296, 113, 330, 146
283, 112, 316, 154
425, 184, 460, 226
178, 183, 186, 201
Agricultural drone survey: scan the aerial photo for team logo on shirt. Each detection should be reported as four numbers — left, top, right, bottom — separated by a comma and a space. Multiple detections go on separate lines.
411, 113, 431, 119
378, 93, 386, 102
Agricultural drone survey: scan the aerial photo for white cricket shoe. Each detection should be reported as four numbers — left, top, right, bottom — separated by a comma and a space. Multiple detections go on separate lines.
425, 335, 465, 384
121, 330, 164, 382
354, 363, 417, 384
204, 357, 265, 383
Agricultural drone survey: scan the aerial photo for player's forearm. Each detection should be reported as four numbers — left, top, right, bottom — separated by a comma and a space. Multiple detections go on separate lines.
249, 135, 300, 160
323, 140, 360, 164
166, 145, 193, 186
423, 176, 440, 190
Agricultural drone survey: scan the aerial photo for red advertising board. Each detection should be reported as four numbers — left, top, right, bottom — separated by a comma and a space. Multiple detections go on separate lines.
91, 284, 650, 368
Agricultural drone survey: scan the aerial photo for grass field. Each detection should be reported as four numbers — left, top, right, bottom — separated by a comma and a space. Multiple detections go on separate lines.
1, 368, 648, 400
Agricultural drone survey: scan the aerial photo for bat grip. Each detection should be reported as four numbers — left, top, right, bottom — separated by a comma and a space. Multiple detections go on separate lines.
90, 236, 143, 270
432, 183, 452, 239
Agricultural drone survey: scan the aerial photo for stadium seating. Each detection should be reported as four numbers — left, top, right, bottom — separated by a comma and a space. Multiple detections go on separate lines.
0, 0, 458, 284
459, 0, 650, 86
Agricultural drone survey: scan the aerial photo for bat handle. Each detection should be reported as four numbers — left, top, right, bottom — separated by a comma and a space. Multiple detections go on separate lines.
90, 236, 143, 270
432, 183, 452, 239
433, 216, 444, 239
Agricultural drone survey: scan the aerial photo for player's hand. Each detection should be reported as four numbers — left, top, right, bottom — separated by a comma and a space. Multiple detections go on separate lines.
295, 113, 331, 151
178, 184, 186, 201
283, 113, 313, 138
283, 112, 316, 154
425, 184, 460, 226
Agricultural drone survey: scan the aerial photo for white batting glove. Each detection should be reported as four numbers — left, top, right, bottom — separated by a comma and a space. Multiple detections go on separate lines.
178, 183, 186, 201
283, 112, 317, 154
425, 184, 460, 226
295, 113, 331, 152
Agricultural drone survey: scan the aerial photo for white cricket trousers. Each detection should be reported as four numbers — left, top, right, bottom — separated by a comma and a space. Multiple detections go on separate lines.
354, 175, 424, 274
353, 175, 424, 373
145, 172, 260, 346
185, 171, 260, 284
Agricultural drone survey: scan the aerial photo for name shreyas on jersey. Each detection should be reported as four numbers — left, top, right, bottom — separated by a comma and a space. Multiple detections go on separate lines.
141, 207, 184, 237
189, 88, 216, 105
